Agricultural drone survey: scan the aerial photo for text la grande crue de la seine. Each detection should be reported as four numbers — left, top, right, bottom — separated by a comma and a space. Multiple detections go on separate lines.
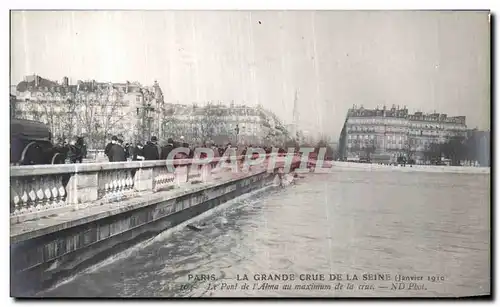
189, 273, 427, 282
231, 273, 424, 282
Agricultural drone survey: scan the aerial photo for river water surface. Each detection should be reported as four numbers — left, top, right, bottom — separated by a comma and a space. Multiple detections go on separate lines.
42, 169, 490, 298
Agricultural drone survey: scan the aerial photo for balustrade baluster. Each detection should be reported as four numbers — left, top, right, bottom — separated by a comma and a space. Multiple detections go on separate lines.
20, 190, 28, 214
11, 183, 20, 215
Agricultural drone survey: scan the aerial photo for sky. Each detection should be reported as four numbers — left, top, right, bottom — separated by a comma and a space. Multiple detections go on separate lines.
10, 10, 490, 139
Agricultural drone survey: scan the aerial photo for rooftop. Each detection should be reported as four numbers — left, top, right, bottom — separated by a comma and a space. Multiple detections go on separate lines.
346, 105, 466, 124
15, 75, 156, 96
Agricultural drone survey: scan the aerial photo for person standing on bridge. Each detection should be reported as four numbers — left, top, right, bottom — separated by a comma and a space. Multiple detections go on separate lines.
109, 139, 127, 162
143, 136, 161, 160
124, 142, 131, 161
132, 143, 145, 161
105, 136, 118, 162
127, 143, 136, 161
161, 138, 175, 160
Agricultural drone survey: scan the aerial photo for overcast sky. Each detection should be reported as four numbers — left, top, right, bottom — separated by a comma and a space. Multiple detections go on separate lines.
10, 10, 490, 139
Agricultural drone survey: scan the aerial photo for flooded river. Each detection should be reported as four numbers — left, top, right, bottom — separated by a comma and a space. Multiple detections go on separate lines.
42, 169, 490, 297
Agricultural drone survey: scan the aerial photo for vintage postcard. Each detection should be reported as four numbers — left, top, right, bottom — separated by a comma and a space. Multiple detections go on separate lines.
9, 10, 491, 298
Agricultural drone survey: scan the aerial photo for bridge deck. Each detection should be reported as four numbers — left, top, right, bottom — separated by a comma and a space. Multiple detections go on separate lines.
10, 166, 268, 243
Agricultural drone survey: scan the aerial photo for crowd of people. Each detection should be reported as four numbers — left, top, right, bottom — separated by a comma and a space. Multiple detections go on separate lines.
48, 134, 323, 165
103, 135, 286, 163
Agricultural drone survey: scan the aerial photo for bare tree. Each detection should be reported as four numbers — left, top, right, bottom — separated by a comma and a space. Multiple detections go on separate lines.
162, 115, 184, 140
75, 93, 100, 148
23, 101, 43, 122
198, 103, 225, 143
423, 142, 442, 164
38, 99, 60, 140
10, 95, 17, 119
59, 98, 79, 140
74, 90, 128, 149
101, 91, 127, 145
404, 142, 416, 163
22, 97, 63, 139
364, 143, 376, 161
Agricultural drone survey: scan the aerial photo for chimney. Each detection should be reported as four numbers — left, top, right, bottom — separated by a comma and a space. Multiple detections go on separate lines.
92, 80, 96, 91
126, 81, 130, 93
62, 77, 69, 87
34, 74, 39, 87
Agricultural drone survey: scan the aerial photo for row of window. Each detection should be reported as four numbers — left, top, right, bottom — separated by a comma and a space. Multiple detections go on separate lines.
348, 124, 465, 133
175, 115, 262, 122
21, 91, 147, 103
169, 123, 259, 134
17, 104, 129, 114
347, 143, 405, 149
347, 138, 406, 144
348, 118, 407, 125
348, 134, 407, 140
348, 117, 466, 128
346, 136, 459, 146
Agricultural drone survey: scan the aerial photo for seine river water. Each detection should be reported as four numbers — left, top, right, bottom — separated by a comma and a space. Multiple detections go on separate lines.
41, 169, 490, 298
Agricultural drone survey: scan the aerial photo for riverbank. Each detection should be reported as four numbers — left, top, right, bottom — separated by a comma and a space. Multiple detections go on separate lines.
326, 161, 490, 174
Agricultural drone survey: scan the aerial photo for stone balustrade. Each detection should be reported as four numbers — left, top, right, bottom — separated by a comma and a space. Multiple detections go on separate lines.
10, 154, 297, 223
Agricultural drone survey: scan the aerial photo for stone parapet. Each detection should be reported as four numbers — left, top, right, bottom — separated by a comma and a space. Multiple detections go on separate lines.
9, 154, 296, 224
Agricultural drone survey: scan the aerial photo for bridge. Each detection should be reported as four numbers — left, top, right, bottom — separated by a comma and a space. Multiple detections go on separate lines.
10, 154, 303, 297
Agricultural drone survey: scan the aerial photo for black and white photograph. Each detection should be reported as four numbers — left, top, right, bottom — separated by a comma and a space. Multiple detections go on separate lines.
8, 8, 491, 298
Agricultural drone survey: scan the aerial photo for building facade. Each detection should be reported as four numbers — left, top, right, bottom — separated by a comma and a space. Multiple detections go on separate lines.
11, 75, 164, 148
11, 75, 291, 149
160, 102, 290, 147
338, 105, 468, 163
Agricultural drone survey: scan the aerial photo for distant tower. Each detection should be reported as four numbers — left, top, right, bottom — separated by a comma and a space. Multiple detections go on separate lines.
292, 90, 299, 139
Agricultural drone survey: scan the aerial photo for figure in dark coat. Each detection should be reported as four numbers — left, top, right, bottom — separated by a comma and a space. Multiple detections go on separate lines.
109, 141, 126, 162
132, 143, 145, 161
105, 136, 118, 162
142, 136, 161, 160
161, 138, 175, 160
124, 143, 131, 160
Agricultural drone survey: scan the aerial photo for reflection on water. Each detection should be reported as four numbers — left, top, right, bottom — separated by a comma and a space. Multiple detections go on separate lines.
42, 170, 490, 297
